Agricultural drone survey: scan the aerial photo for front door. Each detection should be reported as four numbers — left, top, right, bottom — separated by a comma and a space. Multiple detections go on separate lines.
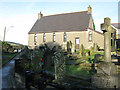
75, 37, 80, 50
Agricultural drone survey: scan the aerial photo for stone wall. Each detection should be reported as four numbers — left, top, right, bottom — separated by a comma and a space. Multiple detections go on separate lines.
93, 31, 104, 49
28, 30, 104, 50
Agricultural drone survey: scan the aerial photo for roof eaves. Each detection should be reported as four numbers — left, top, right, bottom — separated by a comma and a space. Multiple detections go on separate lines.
28, 29, 88, 34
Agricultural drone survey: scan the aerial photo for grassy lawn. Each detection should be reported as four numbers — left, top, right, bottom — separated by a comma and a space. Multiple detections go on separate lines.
47, 51, 103, 77
2, 52, 18, 66
66, 64, 92, 77
47, 64, 94, 78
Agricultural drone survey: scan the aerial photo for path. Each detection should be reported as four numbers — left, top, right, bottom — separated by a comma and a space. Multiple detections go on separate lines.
0, 53, 23, 89
1, 60, 16, 89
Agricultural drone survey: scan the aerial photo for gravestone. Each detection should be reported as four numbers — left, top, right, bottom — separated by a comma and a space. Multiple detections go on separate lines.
92, 17, 118, 88
31, 49, 42, 72
94, 43, 98, 52
71, 45, 75, 53
53, 51, 66, 84
94, 54, 103, 63
67, 41, 72, 53
44, 47, 53, 70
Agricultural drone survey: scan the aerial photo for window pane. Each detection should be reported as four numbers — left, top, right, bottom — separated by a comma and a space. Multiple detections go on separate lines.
43, 33, 46, 42
64, 32, 67, 42
89, 35, 92, 40
76, 38, 79, 44
34, 34, 37, 42
89, 31, 92, 41
53, 33, 56, 42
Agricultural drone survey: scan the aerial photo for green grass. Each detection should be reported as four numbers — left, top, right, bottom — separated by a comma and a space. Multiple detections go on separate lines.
2, 52, 18, 66
68, 52, 104, 64
45, 52, 104, 77
47, 64, 93, 78
66, 65, 91, 77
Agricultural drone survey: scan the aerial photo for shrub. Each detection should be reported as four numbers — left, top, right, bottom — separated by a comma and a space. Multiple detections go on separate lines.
20, 46, 32, 59
2, 42, 11, 52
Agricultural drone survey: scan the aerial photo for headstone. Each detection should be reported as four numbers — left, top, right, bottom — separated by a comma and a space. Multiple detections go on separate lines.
44, 47, 53, 70
71, 45, 75, 53
31, 49, 42, 72
94, 43, 98, 52
53, 51, 66, 84
92, 17, 118, 88
67, 41, 72, 53
94, 54, 103, 63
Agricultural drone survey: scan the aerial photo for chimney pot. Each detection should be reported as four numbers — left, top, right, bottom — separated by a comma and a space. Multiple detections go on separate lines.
88, 5, 92, 14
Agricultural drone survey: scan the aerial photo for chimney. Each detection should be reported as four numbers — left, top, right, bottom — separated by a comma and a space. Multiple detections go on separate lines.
88, 5, 92, 14
38, 11, 43, 19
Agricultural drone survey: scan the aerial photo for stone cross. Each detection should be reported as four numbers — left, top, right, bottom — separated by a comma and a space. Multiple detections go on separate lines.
92, 17, 118, 88
101, 17, 113, 62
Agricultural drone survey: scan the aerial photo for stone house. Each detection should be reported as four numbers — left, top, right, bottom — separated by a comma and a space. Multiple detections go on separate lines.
111, 23, 120, 49
111, 23, 120, 39
28, 6, 104, 51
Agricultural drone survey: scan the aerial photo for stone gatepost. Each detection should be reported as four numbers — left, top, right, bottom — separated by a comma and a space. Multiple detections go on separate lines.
92, 17, 118, 88
53, 51, 66, 84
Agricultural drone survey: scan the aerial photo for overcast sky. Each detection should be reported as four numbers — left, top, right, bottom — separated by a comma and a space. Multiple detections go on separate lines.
0, 0, 119, 45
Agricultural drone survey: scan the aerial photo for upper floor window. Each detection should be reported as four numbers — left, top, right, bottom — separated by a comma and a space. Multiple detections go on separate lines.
34, 34, 37, 42
43, 33, 46, 42
89, 31, 92, 41
64, 32, 67, 42
53, 32, 56, 42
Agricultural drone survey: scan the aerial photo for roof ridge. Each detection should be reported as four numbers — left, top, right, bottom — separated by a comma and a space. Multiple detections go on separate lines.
43, 11, 88, 17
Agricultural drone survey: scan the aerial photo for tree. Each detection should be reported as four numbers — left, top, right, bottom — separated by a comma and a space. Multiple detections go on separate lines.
2, 42, 11, 52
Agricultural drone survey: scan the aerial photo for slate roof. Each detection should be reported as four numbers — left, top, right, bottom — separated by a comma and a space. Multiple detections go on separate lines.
29, 11, 91, 34
111, 23, 120, 29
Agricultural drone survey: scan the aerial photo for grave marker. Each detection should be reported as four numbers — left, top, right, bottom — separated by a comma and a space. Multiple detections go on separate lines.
53, 51, 66, 84
92, 17, 118, 88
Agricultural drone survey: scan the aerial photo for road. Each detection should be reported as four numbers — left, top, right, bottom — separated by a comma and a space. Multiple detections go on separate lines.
0, 60, 16, 89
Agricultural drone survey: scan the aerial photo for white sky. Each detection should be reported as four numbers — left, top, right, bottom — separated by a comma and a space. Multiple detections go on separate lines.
0, 1, 119, 45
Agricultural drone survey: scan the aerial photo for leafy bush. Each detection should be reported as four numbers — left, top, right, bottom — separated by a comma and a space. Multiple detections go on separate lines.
2, 42, 11, 52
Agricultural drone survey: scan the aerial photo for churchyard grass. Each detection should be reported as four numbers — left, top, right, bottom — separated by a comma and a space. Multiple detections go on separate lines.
66, 65, 91, 77
46, 52, 104, 78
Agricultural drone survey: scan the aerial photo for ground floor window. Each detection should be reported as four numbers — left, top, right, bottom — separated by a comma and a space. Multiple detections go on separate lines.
43, 33, 46, 42
75, 37, 79, 49
53, 32, 56, 42
64, 32, 67, 42
89, 31, 92, 41
34, 34, 37, 42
